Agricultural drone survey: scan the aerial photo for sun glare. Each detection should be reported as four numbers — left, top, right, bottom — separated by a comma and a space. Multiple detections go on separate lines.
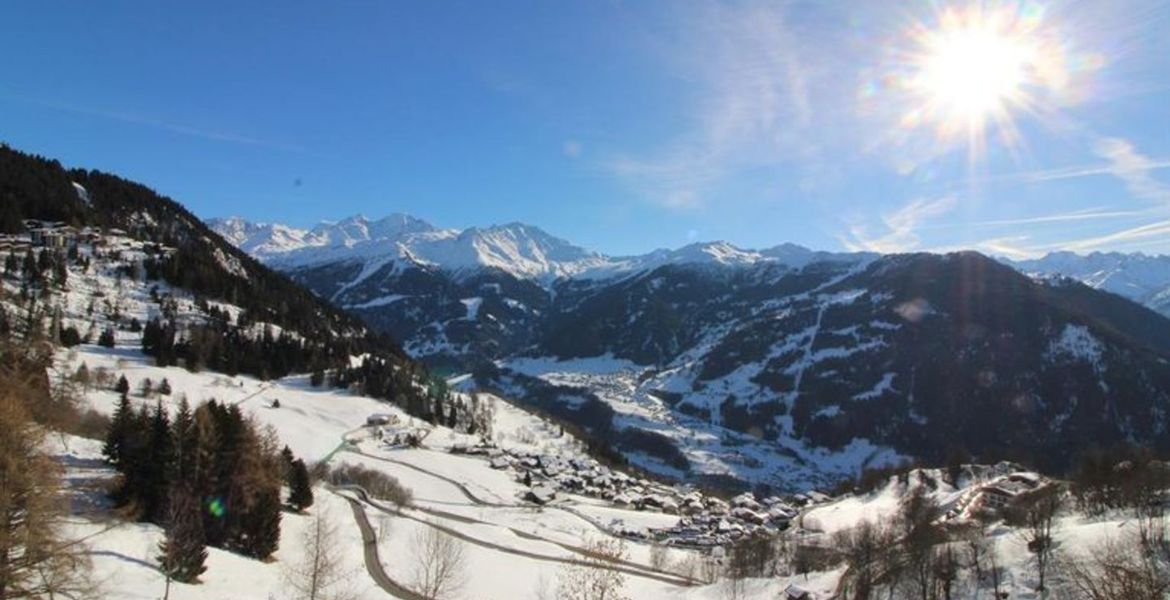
916, 19, 1031, 126
872, 2, 1099, 165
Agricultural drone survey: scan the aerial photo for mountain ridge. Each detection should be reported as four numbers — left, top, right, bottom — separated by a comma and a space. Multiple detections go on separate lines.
208, 214, 872, 284
210, 214, 1170, 316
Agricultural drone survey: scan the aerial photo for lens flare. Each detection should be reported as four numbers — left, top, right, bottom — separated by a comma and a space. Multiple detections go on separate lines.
207, 496, 226, 519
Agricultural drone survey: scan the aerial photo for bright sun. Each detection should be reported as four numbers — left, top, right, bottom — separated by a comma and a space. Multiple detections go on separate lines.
884, 2, 1090, 161
917, 22, 1031, 126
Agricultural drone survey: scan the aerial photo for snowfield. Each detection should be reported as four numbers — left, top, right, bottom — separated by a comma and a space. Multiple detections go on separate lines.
58, 338, 1140, 599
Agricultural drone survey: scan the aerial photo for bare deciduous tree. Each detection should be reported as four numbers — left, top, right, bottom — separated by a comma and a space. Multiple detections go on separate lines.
0, 373, 96, 599
284, 509, 356, 600
835, 520, 891, 599
411, 527, 467, 600
963, 524, 1005, 599
556, 538, 629, 600
1063, 534, 1170, 600
648, 542, 670, 572
1012, 488, 1061, 593
377, 514, 394, 545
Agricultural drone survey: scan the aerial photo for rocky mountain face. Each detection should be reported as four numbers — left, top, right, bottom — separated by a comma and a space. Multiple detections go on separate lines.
213, 215, 1170, 480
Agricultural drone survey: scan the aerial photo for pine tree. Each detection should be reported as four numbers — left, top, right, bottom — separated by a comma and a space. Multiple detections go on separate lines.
103, 392, 133, 468
159, 378, 172, 396
288, 458, 314, 512
172, 397, 199, 483
97, 326, 116, 348
143, 400, 175, 523
193, 404, 225, 547
157, 485, 208, 584
241, 488, 282, 559
281, 445, 295, 470
112, 403, 152, 513
114, 374, 130, 395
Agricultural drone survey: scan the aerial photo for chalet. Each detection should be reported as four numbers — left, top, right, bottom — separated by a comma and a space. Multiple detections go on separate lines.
525, 484, 557, 505
366, 413, 396, 426
784, 583, 815, 600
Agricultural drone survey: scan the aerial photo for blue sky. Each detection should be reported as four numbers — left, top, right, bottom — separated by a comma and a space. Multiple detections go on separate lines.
2, 1, 1169, 257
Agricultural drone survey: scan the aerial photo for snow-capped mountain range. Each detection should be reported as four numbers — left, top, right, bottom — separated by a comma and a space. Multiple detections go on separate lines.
1014, 251, 1170, 316
208, 214, 864, 283
210, 214, 1170, 316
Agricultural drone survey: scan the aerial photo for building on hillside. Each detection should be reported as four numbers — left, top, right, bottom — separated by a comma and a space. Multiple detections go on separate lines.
977, 472, 1045, 512
784, 583, 815, 600
367, 413, 397, 426
23, 220, 81, 249
0, 234, 31, 254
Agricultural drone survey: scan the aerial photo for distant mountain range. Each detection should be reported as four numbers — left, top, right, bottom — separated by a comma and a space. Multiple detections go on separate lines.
210, 214, 1170, 317
207, 214, 865, 284
211, 213, 1170, 482
1014, 251, 1170, 317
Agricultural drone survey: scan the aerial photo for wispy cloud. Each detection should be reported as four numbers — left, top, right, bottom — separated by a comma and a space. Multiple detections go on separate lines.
12, 95, 309, 154
1016, 158, 1170, 184
983, 138, 1170, 203
609, 1, 827, 209
966, 218, 1170, 258
1092, 137, 1170, 204
1050, 219, 1170, 253
968, 237, 1038, 260
839, 196, 957, 253
957, 207, 1151, 228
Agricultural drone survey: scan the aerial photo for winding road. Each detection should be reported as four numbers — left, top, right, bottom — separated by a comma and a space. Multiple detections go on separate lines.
351, 448, 633, 540
331, 428, 703, 595
342, 495, 428, 600
339, 486, 699, 588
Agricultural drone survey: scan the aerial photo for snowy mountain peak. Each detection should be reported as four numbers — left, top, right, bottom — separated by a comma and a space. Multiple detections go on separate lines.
309, 213, 441, 246
206, 217, 314, 257
671, 241, 763, 265
418, 222, 609, 280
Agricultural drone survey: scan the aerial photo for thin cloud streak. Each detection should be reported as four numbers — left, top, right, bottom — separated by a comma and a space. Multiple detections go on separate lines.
608, 1, 826, 209
944, 207, 1153, 228
1055, 219, 1170, 252
839, 196, 957, 253
971, 137, 1170, 203
972, 218, 1170, 258
10, 95, 310, 154
1092, 137, 1170, 204
1019, 158, 1170, 183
